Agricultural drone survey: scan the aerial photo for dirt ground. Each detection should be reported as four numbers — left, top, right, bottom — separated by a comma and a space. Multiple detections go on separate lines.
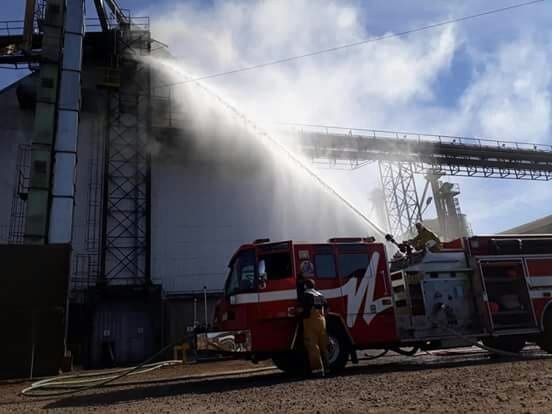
2, 348, 552, 413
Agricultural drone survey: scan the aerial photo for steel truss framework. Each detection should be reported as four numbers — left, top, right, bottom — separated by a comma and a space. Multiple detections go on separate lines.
290, 125, 552, 236
100, 27, 152, 285
379, 162, 422, 237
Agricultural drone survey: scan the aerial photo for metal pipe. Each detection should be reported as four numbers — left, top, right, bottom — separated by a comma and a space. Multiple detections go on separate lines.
29, 313, 36, 380
203, 286, 208, 328
23, 0, 65, 244
49, 0, 85, 243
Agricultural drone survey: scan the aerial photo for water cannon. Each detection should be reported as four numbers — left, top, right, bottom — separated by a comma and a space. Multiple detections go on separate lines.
385, 234, 398, 246
385, 234, 412, 256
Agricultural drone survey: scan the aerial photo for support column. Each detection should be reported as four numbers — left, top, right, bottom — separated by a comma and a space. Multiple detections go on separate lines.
427, 173, 447, 239
100, 26, 152, 285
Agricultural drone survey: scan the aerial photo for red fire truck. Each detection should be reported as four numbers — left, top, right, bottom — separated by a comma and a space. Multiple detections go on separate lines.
197, 235, 552, 373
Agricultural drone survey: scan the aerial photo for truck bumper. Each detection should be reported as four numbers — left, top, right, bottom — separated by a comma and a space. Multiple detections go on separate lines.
196, 330, 252, 353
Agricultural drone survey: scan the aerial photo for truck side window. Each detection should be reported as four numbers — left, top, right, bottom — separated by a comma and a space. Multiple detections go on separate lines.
240, 263, 255, 289
338, 253, 370, 278
260, 251, 292, 280
314, 254, 337, 278
225, 250, 256, 296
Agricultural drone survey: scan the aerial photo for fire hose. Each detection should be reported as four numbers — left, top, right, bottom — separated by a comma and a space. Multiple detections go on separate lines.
20, 335, 281, 398
20, 338, 187, 397
21, 308, 547, 397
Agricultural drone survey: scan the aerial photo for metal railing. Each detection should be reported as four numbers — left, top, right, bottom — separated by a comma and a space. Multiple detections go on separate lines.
0, 20, 25, 37
84, 16, 150, 32
287, 123, 552, 154
0, 15, 150, 35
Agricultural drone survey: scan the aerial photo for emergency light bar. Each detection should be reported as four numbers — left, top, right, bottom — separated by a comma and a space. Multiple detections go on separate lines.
328, 237, 375, 243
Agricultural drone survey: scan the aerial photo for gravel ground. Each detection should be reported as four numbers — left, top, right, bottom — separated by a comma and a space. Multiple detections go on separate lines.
2, 348, 552, 413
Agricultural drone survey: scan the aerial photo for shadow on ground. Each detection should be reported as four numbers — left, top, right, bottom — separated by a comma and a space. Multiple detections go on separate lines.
44, 352, 549, 410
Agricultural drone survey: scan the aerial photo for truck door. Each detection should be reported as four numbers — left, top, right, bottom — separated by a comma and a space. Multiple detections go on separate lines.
335, 243, 396, 345
255, 242, 297, 351
293, 244, 346, 316
478, 260, 537, 332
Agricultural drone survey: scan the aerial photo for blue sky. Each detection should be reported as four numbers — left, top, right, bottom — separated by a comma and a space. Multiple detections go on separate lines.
2, 1, 552, 235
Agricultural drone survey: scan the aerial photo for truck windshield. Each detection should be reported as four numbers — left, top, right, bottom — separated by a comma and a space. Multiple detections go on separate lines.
225, 249, 256, 296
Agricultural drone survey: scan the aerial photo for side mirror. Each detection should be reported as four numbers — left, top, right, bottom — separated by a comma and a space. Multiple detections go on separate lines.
258, 259, 267, 288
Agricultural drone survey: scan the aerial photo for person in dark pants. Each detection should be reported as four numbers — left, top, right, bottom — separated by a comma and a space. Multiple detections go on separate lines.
298, 278, 329, 376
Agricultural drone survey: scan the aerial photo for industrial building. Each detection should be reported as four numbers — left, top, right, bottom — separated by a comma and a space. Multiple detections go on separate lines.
0, 1, 376, 372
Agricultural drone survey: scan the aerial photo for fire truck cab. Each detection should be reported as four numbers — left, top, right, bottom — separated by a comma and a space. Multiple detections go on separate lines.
197, 235, 552, 373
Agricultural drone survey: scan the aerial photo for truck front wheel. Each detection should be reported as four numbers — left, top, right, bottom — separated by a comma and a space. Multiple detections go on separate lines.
272, 325, 351, 375
326, 324, 351, 373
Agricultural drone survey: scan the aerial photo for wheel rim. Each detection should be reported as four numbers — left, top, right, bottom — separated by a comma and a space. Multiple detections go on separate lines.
327, 335, 340, 365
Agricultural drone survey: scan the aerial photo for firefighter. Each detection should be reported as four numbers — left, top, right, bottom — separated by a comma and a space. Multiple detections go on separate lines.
407, 222, 442, 252
299, 278, 329, 377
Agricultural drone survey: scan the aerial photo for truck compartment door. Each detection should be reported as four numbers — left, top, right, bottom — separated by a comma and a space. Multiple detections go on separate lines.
478, 260, 537, 331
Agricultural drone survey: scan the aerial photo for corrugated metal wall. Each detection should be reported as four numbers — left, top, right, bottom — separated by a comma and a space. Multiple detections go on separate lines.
150, 143, 375, 294
88, 286, 163, 367
164, 295, 221, 346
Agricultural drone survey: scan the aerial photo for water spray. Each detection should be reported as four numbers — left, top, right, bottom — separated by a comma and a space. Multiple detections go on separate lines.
147, 57, 387, 238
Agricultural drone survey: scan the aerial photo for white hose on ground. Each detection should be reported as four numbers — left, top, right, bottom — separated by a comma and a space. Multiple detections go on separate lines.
21, 362, 280, 398
20, 336, 196, 398
20, 360, 182, 397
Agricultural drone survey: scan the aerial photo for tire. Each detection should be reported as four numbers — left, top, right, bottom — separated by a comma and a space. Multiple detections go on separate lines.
482, 335, 526, 354
273, 319, 352, 375
326, 322, 351, 373
537, 310, 552, 353
272, 351, 308, 375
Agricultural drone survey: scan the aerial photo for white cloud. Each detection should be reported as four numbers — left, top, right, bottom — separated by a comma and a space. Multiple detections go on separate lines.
148, 0, 457, 127
469, 38, 551, 141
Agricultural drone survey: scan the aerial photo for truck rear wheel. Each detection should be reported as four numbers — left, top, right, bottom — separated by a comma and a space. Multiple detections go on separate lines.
482, 335, 526, 354
537, 310, 552, 353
